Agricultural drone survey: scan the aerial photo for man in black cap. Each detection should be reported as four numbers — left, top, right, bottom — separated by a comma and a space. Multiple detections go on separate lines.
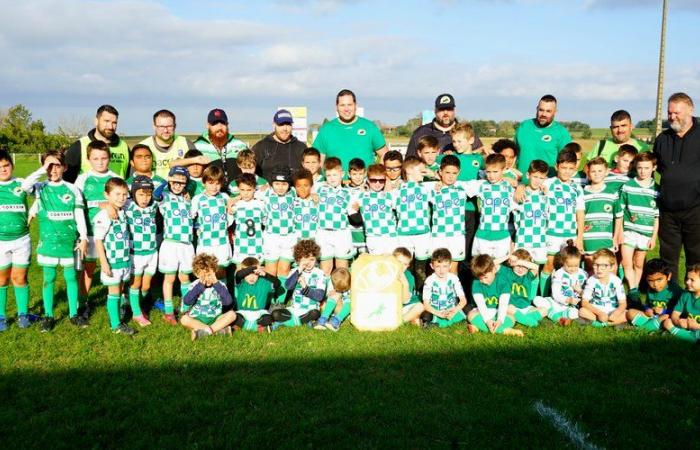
405, 93, 484, 158
252, 109, 307, 181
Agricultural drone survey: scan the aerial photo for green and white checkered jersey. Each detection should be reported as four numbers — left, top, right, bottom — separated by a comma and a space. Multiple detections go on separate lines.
513, 187, 547, 249
293, 197, 319, 240
430, 185, 468, 237
35, 181, 84, 258
227, 175, 268, 198
0, 179, 30, 241
158, 190, 193, 244
93, 209, 131, 269
462, 180, 514, 240
423, 273, 464, 311
232, 199, 265, 257
260, 189, 295, 236
583, 275, 625, 309
191, 192, 232, 247
355, 190, 397, 237
395, 181, 432, 236
551, 268, 587, 302
544, 177, 584, 238
317, 184, 352, 231
125, 173, 166, 190
424, 162, 440, 182
125, 201, 158, 255
604, 171, 629, 192
619, 178, 659, 237
583, 183, 622, 251
189, 280, 224, 319
291, 268, 328, 314
74, 170, 118, 236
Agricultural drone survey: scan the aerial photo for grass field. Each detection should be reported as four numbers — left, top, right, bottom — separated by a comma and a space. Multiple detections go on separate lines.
1, 156, 697, 449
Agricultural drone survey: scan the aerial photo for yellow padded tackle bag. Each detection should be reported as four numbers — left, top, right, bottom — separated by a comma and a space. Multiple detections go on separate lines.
350, 253, 405, 331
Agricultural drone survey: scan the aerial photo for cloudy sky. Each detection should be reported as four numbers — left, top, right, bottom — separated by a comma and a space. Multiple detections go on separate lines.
1, 0, 698, 134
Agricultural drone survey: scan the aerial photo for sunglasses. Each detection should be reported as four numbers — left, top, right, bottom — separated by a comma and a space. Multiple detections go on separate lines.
369, 178, 386, 184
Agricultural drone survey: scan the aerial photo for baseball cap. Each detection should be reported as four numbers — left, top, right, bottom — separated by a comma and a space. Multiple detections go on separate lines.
130, 175, 154, 197
168, 166, 190, 181
270, 166, 291, 184
435, 93, 456, 110
207, 108, 228, 125
273, 109, 294, 125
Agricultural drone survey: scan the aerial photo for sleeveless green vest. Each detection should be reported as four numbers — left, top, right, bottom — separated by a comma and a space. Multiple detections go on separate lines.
139, 135, 191, 180
79, 136, 130, 179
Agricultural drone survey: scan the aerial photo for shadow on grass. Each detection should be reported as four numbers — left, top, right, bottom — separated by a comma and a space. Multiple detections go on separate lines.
0, 337, 698, 449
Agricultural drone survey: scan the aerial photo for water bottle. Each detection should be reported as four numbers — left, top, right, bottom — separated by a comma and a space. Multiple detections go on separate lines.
74, 245, 84, 272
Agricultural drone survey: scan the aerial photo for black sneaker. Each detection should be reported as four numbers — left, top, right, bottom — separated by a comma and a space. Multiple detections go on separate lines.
421, 319, 436, 330
113, 323, 136, 336
69, 316, 89, 328
40, 317, 55, 333
80, 303, 91, 320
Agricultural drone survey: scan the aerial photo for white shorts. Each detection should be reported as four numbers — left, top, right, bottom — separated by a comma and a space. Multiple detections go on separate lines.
317, 229, 354, 261
131, 252, 158, 276
365, 235, 399, 256
86, 236, 98, 261
101, 266, 131, 286
158, 240, 194, 274
431, 235, 466, 261
402, 302, 423, 317
397, 233, 432, 261
237, 309, 268, 322
533, 296, 579, 319
517, 246, 547, 265
623, 230, 651, 251
472, 236, 511, 259
263, 233, 295, 263
196, 243, 232, 267
37, 254, 74, 268
591, 303, 617, 314
546, 235, 574, 255
0, 235, 31, 269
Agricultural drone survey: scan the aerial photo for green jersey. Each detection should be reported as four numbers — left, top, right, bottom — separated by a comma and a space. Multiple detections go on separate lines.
93, 209, 131, 269
355, 190, 397, 237
191, 192, 232, 247
34, 180, 85, 258
0, 178, 31, 241
293, 197, 319, 240
186, 177, 205, 198
424, 162, 440, 182
583, 183, 622, 252
513, 187, 547, 249
585, 138, 649, 168
260, 189, 296, 236
514, 119, 572, 179
619, 178, 659, 237
673, 291, 700, 321
461, 180, 514, 240
317, 184, 352, 231
236, 277, 274, 311
75, 170, 118, 236
232, 199, 265, 257
430, 185, 468, 238
604, 170, 629, 192
422, 273, 464, 311
472, 267, 510, 309
544, 177, 584, 238
645, 282, 683, 312
312, 117, 386, 173
194, 132, 248, 166
583, 275, 625, 309
502, 267, 536, 309
125, 201, 158, 256
395, 181, 433, 236
158, 190, 193, 244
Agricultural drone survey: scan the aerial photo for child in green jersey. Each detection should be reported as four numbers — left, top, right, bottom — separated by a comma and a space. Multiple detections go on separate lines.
346, 158, 368, 255
227, 150, 268, 197
271, 239, 326, 328
512, 160, 549, 265
315, 267, 351, 331
662, 264, 700, 342
605, 145, 637, 191
419, 248, 467, 328
125, 144, 166, 188
492, 139, 522, 182
155, 166, 195, 325
94, 178, 136, 335
0, 150, 34, 331
180, 253, 236, 340
417, 136, 440, 181
582, 157, 622, 271
393, 247, 424, 325
229, 173, 266, 267
28, 150, 89, 332
233, 257, 278, 332
349, 164, 398, 255
74, 140, 118, 318
618, 152, 660, 306
301, 147, 324, 185
467, 254, 523, 336
579, 249, 628, 327
628, 259, 682, 332
292, 169, 319, 242
505, 249, 547, 327
383, 150, 403, 191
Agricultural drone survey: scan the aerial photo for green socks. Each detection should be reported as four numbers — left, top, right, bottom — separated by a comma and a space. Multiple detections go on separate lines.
180, 282, 191, 313
129, 288, 142, 316
164, 298, 174, 314
470, 313, 489, 332
321, 298, 338, 320
107, 294, 120, 329
470, 313, 514, 333
42, 266, 57, 318
336, 302, 351, 322
539, 272, 551, 297
591, 321, 608, 328
64, 267, 79, 318
0, 286, 6, 317
514, 309, 542, 327
670, 326, 698, 342
243, 319, 258, 331
14, 285, 29, 316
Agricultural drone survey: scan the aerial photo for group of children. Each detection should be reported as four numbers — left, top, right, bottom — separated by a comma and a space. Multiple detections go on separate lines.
0, 122, 698, 343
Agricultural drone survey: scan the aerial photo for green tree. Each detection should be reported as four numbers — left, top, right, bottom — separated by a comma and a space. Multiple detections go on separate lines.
0, 104, 70, 154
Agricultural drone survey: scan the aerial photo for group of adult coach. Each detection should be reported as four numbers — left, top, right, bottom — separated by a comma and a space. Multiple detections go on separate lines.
62, 90, 700, 281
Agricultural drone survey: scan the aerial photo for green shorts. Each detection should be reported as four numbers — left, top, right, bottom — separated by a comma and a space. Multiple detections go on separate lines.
188, 312, 218, 326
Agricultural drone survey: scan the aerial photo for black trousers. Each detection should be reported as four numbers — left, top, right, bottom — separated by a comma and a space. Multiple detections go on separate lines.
659, 203, 700, 281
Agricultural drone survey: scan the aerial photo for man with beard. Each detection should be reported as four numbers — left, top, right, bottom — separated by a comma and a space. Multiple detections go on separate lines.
514, 94, 572, 179
653, 92, 700, 280
138, 109, 196, 180
405, 94, 484, 158
313, 89, 387, 172
192, 108, 248, 184
585, 110, 649, 166
64, 105, 130, 182
252, 109, 307, 180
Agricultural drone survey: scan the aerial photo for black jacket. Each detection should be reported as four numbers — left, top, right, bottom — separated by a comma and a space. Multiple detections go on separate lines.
252, 134, 306, 182
653, 117, 700, 211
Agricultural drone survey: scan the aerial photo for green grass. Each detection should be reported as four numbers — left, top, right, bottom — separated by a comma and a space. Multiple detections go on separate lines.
2, 157, 697, 449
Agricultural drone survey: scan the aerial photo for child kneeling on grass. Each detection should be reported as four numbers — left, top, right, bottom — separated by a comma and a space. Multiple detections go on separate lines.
579, 249, 627, 327
233, 257, 278, 332
467, 254, 523, 336
315, 267, 351, 331
180, 253, 236, 340
662, 264, 700, 343
627, 259, 682, 332
419, 248, 467, 329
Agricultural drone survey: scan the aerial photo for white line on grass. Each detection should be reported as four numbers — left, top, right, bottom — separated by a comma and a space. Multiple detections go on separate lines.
533, 400, 603, 450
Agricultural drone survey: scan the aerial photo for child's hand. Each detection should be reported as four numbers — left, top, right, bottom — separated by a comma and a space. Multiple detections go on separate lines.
688, 317, 699, 329
350, 201, 360, 211
597, 312, 609, 323
488, 320, 500, 334
644, 308, 654, 317
311, 194, 320, 204
679, 318, 689, 328
299, 276, 307, 289
254, 266, 267, 276
652, 307, 663, 316
648, 237, 657, 250
101, 261, 112, 277
513, 185, 526, 203
193, 155, 211, 166
424, 168, 436, 179
259, 184, 269, 191
75, 239, 88, 258
42, 155, 61, 172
